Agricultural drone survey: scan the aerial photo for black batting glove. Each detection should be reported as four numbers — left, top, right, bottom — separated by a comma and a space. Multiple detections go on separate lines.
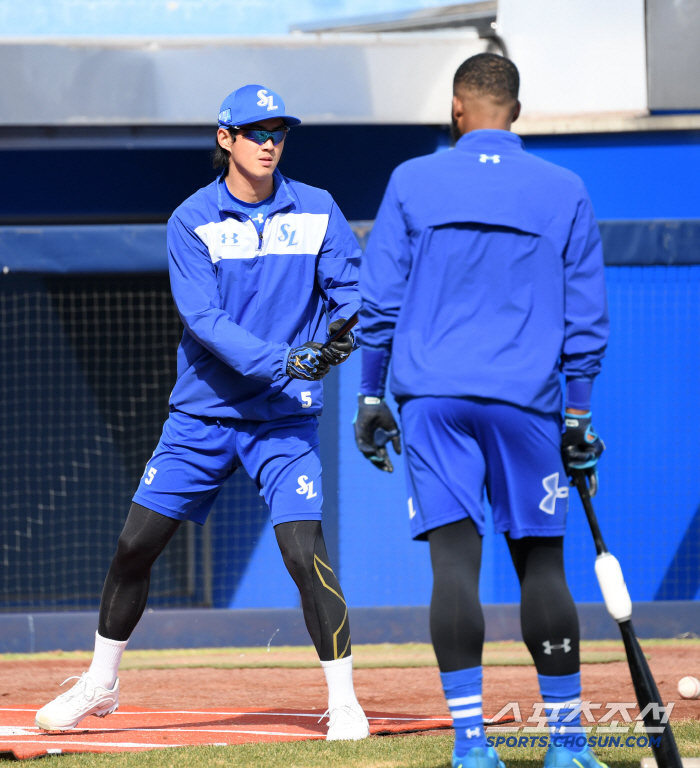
286, 342, 332, 381
561, 411, 605, 495
354, 395, 402, 473
325, 318, 355, 366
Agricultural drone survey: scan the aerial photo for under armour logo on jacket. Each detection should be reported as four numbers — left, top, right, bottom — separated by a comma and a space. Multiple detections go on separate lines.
257, 89, 279, 111
479, 154, 500, 163
221, 233, 239, 245
539, 472, 568, 515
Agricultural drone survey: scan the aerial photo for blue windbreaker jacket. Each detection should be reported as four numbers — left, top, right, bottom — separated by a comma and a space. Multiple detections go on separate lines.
359, 130, 609, 415
167, 169, 361, 421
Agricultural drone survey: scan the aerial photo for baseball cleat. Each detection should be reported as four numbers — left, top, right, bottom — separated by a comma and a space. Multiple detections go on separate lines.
35, 672, 119, 731
544, 744, 608, 768
452, 745, 506, 768
324, 702, 370, 740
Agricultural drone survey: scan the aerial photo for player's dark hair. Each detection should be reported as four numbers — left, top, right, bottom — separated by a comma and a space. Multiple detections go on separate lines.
212, 127, 236, 176
453, 53, 519, 102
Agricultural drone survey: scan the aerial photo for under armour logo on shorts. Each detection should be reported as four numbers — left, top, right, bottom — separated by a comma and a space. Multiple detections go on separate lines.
539, 472, 568, 515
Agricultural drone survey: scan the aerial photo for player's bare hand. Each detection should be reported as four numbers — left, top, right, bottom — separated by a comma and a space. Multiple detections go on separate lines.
561, 411, 605, 495
287, 342, 332, 381
354, 395, 401, 473
324, 318, 354, 365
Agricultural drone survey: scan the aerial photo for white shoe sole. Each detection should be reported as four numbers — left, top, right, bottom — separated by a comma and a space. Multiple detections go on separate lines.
35, 702, 118, 732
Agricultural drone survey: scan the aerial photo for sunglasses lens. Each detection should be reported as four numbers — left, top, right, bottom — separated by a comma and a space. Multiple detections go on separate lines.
242, 129, 287, 145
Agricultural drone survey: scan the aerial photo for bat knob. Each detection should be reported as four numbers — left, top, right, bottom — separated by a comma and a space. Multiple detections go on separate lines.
571, 469, 598, 498
374, 427, 399, 448
588, 471, 598, 497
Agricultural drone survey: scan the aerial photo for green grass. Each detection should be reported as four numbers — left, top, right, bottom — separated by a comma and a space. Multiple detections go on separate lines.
0, 640, 648, 669
34, 721, 700, 768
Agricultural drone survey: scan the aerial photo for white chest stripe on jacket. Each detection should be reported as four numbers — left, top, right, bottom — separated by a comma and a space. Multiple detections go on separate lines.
195, 219, 258, 263
261, 212, 328, 256
195, 212, 329, 263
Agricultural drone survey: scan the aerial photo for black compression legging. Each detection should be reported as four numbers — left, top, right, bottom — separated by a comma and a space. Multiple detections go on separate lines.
98, 503, 181, 641
428, 518, 580, 676
506, 532, 580, 675
99, 504, 350, 662
275, 520, 350, 661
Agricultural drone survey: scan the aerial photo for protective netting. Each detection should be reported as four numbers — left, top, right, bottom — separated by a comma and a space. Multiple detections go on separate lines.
0, 275, 269, 611
2, 264, 698, 613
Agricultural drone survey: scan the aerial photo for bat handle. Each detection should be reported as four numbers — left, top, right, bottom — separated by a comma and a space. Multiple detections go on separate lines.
322, 312, 359, 348
572, 471, 608, 556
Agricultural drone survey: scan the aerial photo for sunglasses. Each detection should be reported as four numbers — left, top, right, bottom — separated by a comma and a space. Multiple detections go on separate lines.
235, 127, 289, 146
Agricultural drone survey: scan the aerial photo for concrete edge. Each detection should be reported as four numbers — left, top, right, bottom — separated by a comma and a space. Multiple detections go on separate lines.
0, 602, 697, 653
514, 111, 700, 135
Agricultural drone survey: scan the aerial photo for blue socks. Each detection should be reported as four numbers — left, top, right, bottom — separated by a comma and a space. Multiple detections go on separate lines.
538, 672, 585, 752
441, 668, 584, 757
441, 666, 487, 757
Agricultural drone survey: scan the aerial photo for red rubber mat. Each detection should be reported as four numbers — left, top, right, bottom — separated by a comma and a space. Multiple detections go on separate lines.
0, 706, 453, 759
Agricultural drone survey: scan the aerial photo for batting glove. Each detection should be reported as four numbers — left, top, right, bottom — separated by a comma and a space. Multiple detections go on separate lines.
286, 342, 332, 381
561, 411, 605, 494
324, 318, 355, 366
354, 395, 402, 473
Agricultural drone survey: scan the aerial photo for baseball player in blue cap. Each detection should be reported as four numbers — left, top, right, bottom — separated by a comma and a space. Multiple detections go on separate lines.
36, 84, 369, 741
354, 55, 609, 768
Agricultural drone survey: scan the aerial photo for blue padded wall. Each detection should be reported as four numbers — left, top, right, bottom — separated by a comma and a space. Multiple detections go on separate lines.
338, 265, 700, 605
523, 131, 700, 220
3, 128, 700, 612
336, 130, 700, 607
338, 353, 433, 607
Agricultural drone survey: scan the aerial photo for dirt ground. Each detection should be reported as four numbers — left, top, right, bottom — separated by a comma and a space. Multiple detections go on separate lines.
2, 642, 699, 724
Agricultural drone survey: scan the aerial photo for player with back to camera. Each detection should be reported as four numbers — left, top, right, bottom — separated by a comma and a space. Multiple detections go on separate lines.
354, 54, 609, 768
36, 84, 370, 741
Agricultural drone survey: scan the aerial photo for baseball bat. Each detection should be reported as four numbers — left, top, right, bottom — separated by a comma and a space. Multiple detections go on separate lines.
573, 472, 683, 768
287, 313, 359, 379
321, 312, 359, 348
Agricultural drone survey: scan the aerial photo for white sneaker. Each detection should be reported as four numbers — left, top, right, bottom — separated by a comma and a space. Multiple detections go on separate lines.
35, 672, 119, 731
325, 702, 370, 741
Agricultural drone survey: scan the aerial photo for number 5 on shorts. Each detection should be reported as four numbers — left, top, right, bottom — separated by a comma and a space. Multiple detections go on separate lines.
143, 467, 157, 485
301, 391, 312, 408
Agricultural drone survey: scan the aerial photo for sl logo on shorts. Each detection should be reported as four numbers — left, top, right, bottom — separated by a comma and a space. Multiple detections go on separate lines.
296, 475, 317, 500
539, 472, 568, 515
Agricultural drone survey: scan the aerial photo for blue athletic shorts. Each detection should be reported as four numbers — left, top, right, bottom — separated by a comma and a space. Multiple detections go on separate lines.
399, 396, 569, 540
133, 409, 323, 525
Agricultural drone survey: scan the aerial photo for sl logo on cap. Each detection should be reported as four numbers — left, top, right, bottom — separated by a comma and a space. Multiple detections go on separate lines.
256, 89, 279, 112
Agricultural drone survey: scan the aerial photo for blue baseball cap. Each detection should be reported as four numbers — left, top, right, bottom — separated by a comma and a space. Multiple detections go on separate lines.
217, 84, 301, 128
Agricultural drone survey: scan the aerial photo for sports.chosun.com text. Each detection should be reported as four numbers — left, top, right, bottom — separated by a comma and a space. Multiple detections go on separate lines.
480, 700, 674, 748
486, 735, 663, 750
